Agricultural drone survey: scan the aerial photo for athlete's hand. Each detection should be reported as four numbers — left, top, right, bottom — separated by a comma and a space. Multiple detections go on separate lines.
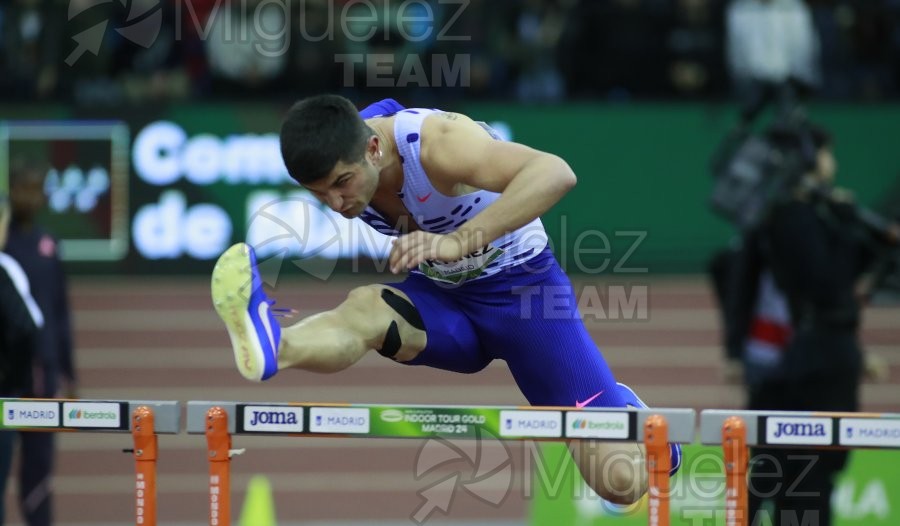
389, 232, 464, 274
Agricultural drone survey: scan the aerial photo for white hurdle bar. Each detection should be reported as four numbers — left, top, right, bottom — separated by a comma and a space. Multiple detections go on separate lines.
0, 398, 181, 526
186, 401, 695, 526
700, 409, 900, 526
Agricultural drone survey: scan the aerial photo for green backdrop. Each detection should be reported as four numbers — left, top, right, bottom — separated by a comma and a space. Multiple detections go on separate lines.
460, 103, 900, 273
2, 102, 897, 274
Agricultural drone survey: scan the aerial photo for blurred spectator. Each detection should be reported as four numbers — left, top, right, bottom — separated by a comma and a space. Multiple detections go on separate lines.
4, 158, 77, 526
849, 2, 896, 99
63, 0, 124, 105
0, 191, 42, 526
110, 1, 191, 102
285, 0, 349, 98
560, 0, 670, 99
206, 0, 289, 95
0, 0, 63, 100
665, 0, 727, 98
338, 0, 447, 101
511, 0, 572, 103
5, 0, 900, 102
810, 0, 898, 100
428, 0, 518, 100
726, 0, 821, 101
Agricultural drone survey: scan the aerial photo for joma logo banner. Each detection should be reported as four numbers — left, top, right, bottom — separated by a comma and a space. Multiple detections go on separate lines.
243, 406, 304, 433
766, 417, 833, 445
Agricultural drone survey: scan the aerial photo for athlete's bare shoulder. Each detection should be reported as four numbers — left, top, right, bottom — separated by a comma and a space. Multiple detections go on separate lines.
420, 111, 492, 149
435, 111, 466, 122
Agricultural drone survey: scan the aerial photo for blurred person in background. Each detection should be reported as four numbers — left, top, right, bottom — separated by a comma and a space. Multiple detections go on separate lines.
285, 0, 349, 99
427, 0, 518, 101
510, 0, 571, 103
665, 0, 727, 98
4, 158, 77, 526
205, 0, 288, 96
807, 0, 900, 100
0, 0, 63, 101
338, 0, 446, 102
110, 1, 190, 103
0, 191, 42, 525
726, 125, 895, 526
726, 0, 821, 102
846, 1, 897, 99
560, 0, 670, 99
63, 0, 123, 105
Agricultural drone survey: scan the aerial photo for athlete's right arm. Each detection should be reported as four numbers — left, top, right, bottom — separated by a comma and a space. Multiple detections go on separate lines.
419, 114, 576, 254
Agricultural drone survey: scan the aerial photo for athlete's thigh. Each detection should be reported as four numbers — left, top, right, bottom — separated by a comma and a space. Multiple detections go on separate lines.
385, 274, 492, 374
471, 263, 626, 407
501, 315, 624, 407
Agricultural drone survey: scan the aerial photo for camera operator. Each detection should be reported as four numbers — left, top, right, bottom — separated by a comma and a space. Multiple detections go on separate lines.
736, 124, 898, 526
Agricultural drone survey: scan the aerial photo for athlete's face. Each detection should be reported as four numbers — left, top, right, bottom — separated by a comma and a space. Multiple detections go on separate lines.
303, 138, 380, 218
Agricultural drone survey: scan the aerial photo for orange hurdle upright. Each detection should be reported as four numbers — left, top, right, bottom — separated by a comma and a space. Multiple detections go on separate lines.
131, 406, 158, 526
722, 416, 749, 526
206, 406, 232, 526
644, 414, 671, 526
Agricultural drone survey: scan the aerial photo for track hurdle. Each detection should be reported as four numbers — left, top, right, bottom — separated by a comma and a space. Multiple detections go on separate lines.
0, 398, 181, 526
701, 409, 900, 526
187, 401, 695, 526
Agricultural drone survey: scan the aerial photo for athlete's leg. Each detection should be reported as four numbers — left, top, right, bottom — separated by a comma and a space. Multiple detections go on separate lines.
283, 273, 493, 375
278, 284, 427, 372
498, 300, 650, 504
387, 274, 492, 374
280, 273, 496, 373
458, 252, 655, 504
460, 255, 681, 504
212, 243, 489, 380
212, 243, 427, 380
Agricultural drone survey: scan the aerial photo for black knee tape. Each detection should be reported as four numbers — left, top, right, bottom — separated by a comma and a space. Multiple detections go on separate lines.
380, 289, 425, 331
379, 321, 401, 359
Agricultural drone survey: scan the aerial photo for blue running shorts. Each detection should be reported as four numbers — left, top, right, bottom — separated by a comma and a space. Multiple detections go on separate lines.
385, 247, 627, 409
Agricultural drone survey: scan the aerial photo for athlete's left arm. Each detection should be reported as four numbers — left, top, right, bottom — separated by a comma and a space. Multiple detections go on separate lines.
389, 114, 576, 273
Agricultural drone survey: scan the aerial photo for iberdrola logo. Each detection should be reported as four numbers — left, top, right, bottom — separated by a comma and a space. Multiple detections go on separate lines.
66, 0, 163, 66
69, 409, 82, 419
572, 419, 588, 430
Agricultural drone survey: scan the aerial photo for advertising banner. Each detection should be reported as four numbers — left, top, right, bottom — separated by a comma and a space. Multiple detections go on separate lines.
235, 403, 634, 441
0, 400, 129, 431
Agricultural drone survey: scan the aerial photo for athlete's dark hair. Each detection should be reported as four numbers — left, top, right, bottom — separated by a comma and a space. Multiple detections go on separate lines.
280, 94, 371, 185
